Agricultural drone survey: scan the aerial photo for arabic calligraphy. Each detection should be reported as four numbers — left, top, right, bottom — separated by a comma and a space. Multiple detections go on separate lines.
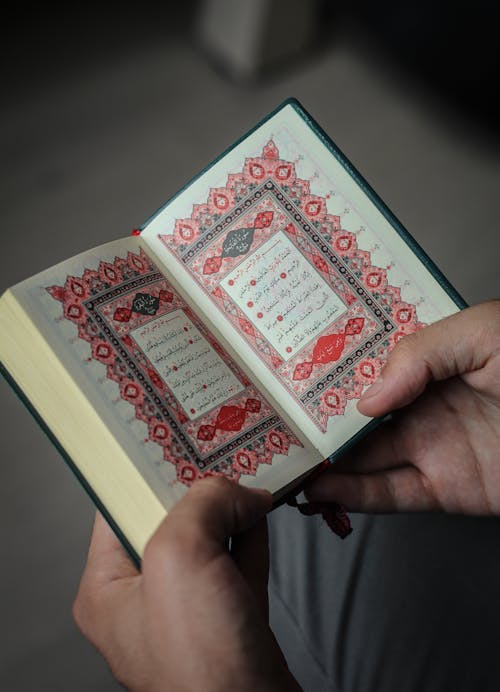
130, 310, 244, 419
222, 231, 346, 360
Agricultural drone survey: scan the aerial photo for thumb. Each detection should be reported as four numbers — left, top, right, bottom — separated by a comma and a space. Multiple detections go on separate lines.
147, 477, 273, 568
187, 477, 273, 541
358, 302, 499, 418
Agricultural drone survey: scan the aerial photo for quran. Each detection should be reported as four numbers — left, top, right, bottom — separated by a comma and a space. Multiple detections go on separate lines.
0, 98, 464, 562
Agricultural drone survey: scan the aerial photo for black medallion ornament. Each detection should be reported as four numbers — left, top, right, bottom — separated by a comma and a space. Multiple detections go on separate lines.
221, 227, 255, 258
132, 292, 160, 316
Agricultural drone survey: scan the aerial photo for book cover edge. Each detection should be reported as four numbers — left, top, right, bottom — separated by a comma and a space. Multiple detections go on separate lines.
286, 98, 469, 311
0, 361, 142, 569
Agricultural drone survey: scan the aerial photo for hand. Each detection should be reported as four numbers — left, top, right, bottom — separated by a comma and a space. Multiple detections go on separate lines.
73, 477, 300, 692
305, 300, 500, 515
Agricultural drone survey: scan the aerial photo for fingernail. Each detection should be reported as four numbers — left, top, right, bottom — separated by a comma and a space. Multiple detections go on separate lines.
360, 377, 384, 400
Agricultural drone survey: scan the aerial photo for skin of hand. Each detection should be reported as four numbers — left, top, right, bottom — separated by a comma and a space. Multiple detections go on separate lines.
73, 477, 301, 692
305, 300, 500, 515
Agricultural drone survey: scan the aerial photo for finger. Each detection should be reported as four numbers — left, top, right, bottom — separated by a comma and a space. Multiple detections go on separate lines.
306, 465, 440, 513
358, 301, 500, 418
73, 513, 140, 645
330, 416, 406, 473
145, 477, 273, 571
85, 512, 139, 584
304, 417, 410, 505
231, 518, 269, 619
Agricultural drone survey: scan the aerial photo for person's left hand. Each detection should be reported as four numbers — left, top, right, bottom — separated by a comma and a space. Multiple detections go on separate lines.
73, 477, 300, 692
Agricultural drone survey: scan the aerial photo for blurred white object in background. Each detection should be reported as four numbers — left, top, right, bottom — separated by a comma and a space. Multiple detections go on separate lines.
196, 0, 321, 80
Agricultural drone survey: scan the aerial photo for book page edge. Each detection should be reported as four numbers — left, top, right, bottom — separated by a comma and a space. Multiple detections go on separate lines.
0, 290, 167, 559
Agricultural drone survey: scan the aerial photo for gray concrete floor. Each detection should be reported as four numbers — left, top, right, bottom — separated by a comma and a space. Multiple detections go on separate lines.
1, 7, 499, 691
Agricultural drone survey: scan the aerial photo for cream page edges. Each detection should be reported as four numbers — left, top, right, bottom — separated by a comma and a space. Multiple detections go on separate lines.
0, 286, 166, 558
141, 103, 460, 457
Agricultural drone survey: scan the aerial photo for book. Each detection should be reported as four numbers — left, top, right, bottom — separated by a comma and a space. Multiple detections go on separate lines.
0, 98, 465, 564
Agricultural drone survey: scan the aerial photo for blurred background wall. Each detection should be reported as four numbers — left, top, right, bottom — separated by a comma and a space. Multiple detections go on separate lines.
1, 2, 499, 689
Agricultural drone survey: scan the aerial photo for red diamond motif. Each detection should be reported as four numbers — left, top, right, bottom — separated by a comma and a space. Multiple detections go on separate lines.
344, 318, 365, 336
239, 318, 255, 337
159, 290, 174, 303
245, 398, 261, 413
113, 307, 132, 322
197, 425, 216, 441
313, 255, 329, 273
203, 256, 222, 275
292, 361, 314, 381
254, 211, 274, 228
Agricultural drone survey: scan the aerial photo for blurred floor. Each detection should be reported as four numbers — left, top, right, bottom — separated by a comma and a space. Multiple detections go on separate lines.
1, 4, 499, 690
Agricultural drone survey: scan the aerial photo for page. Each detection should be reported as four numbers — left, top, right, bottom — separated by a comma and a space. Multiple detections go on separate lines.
6, 237, 318, 503
141, 101, 460, 458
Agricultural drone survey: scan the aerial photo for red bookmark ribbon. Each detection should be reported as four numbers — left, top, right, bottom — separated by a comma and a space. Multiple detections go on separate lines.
286, 496, 352, 539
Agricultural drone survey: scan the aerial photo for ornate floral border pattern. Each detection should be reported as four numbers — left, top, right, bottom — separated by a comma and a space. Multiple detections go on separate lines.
46, 247, 302, 487
158, 141, 426, 432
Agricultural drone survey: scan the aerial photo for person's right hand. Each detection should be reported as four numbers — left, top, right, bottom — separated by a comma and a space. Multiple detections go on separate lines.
305, 300, 500, 515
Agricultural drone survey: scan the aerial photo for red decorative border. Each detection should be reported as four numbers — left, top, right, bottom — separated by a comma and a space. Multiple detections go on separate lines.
46, 248, 302, 487
158, 141, 426, 432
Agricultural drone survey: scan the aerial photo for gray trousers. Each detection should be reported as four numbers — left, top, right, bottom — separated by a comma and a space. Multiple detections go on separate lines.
269, 505, 500, 692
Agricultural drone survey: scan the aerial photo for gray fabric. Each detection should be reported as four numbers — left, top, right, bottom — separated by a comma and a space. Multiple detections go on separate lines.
269, 505, 500, 691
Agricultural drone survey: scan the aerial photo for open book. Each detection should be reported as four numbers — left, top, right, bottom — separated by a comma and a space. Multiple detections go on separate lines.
0, 98, 464, 562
